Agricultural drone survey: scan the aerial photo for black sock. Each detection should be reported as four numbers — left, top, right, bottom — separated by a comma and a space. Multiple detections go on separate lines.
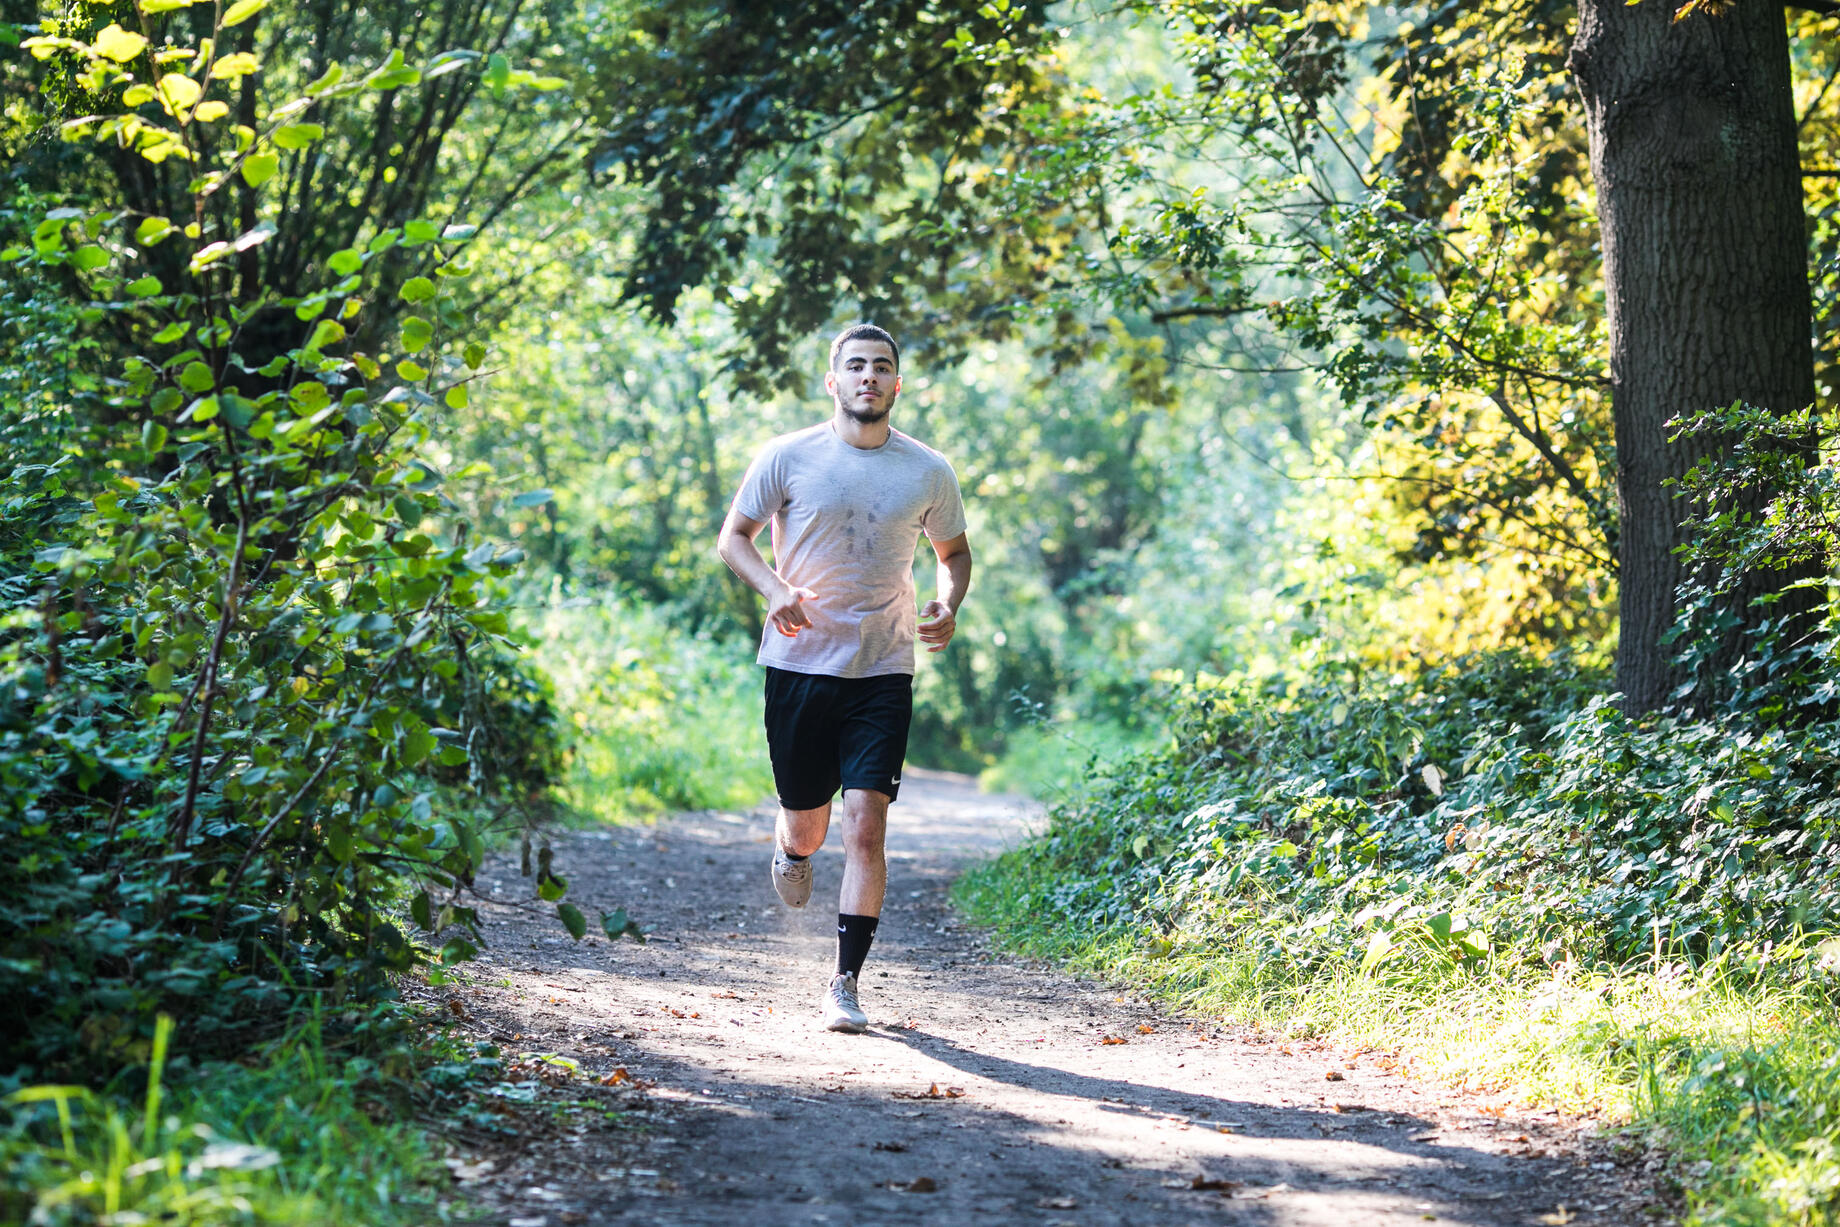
783, 851, 808, 861
836, 913, 879, 979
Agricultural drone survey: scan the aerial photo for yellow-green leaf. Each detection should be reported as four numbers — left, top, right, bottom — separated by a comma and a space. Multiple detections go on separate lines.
240, 152, 279, 187
210, 52, 259, 79
222, 0, 268, 26
93, 23, 147, 63
157, 74, 202, 115
192, 100, 229, 122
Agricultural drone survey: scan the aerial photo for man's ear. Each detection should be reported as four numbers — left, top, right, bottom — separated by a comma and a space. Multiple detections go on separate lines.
824, 369, 837, 395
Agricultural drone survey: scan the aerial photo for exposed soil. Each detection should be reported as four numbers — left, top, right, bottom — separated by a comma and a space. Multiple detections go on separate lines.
420, 770, 1671, 1226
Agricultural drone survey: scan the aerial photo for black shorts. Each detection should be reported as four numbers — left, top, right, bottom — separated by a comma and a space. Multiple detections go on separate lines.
763, 667, 913, 810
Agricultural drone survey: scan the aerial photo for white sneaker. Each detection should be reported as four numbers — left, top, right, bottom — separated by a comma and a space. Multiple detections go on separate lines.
823, 972, 868, 1033
771, 848, 812, 908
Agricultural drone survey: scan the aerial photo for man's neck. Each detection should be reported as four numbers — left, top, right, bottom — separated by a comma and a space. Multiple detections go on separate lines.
830, 407, 892, 450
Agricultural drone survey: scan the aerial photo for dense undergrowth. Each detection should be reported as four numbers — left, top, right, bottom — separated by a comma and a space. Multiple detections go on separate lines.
959, 649, 1840, 1225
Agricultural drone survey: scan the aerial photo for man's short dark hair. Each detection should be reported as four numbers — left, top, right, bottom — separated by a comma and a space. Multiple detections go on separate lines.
829, 323, 900, 371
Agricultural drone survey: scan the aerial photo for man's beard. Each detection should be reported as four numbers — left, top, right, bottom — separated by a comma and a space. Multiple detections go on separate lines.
838, 394, 893, 425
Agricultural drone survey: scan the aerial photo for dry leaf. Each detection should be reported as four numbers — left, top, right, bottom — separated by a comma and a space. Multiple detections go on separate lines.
1037, 1195, 1077, 1209
1137, 1024, 1155, 1034
1100, 1035, 1128, 1046
1324, 1070, 1345, 1081
599, 1067, 630, 1086
1538, 1209, 1576, 1226
892, 1082, 965, 1100
873, 1141, 908, 1153
890, 1176, 938, 1193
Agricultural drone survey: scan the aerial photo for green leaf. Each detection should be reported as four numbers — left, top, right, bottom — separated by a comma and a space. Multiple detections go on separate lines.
240, 152, 279, 187
306, 318, 346, 350
403, 220, 441, 244
272, 122, 324, 149
401, 726, 436, 767
71, 245, 109, 271
126, 276, 163, 297
556, 903, 587, 942
326, 248, 362, 275
399, 276, 436, 303
463, 342, 486, 369
439, 938, 478, 966
396, 359, 428, 381
437, 744, 468, 766
399, 315, 433, 352
411, 891, 432, 930
512, 489, 553, 508
141, 420, 168, 452
537, 873, 567, 902
222, 0, 267, 26
135, 217, 175, 246
151, 322, 189, 345
178, 361, 215, 393
444, 383, 468, 409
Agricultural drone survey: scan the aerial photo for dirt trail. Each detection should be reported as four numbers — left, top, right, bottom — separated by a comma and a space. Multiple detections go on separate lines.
434, 770, 1657, 1226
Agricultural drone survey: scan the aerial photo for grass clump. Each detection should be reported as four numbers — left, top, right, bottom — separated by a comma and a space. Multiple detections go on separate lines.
1, 1007, 499, 1226
956, 651, 1840, 1226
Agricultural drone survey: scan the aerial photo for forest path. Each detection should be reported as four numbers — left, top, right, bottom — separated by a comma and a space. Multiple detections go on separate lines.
438, 771, 1651, 1226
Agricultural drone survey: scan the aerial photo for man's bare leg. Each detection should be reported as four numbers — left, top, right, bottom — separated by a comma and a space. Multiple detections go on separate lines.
778, 802, 831, 859
838, 788, 889, 917
770, 802, 829, 909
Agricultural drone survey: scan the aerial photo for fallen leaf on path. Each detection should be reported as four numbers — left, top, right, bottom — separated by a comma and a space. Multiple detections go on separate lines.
890, 1177, 938, 1193
1100, 1036, 1128, 1046
1332, 1103, 1369, 1113
1037, 1195, 1077, 1209
443, 1157, 496, 1181
1137, 1024, 1155, 1034
447, 999, 469, 1020
892, 1083, 964, 1099
599, 1068, 631, 1086
873, 1141, 908, 1152
1324, 1070, 1345, 1081
1409, 1131, 1441, 1142
1539, 1209, 1576, 1226
712, 991, 743, 1000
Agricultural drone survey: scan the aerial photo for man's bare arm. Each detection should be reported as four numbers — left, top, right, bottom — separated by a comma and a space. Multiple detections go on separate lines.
918, 532, 972, 653
716, 507, 815, 637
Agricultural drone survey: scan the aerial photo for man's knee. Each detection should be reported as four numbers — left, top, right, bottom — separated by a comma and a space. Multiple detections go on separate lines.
779, 803, 830, 857
839, 789, 888, 856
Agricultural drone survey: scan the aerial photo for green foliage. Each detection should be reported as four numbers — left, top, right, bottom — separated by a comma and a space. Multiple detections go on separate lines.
1, 1008, 489, 1226
1669, 401, 1840, 718
527, 598, 773, 820
0, 3, 567, 1078
976, 651, 1840, 976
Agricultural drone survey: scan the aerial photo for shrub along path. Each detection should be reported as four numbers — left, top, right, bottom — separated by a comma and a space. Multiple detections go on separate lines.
432, 771, 1655, 1225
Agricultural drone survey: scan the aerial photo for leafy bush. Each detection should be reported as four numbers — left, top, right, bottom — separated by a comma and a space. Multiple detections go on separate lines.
0, 9, 565, 1076
988, 648, 1840, 977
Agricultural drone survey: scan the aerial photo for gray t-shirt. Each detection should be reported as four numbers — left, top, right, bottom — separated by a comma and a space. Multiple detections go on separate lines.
732, 422, 967, 679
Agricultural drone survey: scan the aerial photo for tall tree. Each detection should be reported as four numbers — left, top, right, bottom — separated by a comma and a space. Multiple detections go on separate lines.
1570, 0, 1821, 710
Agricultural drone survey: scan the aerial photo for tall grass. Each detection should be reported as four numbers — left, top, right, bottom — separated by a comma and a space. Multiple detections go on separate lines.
524, 597, 773, 821
957, 856, 1840, 1226
2, 1010, 458, 1226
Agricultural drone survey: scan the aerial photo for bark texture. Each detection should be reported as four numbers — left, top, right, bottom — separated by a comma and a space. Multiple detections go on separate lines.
1569, 0, 1817, 711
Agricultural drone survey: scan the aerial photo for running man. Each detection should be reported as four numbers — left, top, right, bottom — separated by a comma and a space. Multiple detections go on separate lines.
716, 324, 972, 1033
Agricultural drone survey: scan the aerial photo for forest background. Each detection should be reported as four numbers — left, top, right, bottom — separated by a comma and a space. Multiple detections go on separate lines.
4, 0, 1840, 1224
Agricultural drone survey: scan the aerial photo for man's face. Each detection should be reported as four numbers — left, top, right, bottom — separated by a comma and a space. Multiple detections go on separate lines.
826, 339, 900, 425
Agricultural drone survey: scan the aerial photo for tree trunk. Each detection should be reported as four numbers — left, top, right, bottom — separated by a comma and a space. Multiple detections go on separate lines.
1569, 0, 1817, 712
